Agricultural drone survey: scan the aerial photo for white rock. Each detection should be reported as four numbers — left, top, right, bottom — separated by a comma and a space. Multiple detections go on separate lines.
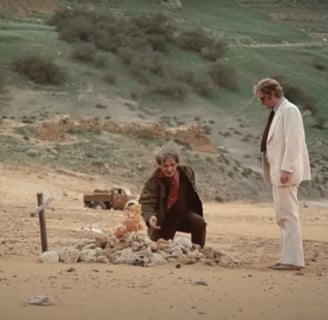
39, 251, 59, 263
59, 247, 80, 264
174, 236, 193, 250
79, 249, 97, 262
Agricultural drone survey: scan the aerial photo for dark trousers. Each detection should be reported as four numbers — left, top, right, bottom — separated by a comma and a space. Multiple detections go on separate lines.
149, 212, 206, 248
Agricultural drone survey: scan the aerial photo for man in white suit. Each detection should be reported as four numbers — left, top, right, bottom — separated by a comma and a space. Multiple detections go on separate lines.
254, 78, 311, 271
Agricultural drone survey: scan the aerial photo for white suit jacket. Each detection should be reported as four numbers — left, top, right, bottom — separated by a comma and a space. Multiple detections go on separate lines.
262, 98, 311, 187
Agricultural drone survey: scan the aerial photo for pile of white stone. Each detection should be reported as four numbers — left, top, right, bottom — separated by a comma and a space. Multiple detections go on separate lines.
39, 233, 242, 268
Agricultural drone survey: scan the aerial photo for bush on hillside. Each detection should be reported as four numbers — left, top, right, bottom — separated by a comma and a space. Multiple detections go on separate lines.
148, 81, 188, 100
312, 116, 327, 130
274, 76, 318, 115
117, 47, 135, 65
12, 55, 66, 85
313, 62, 326, 71
53, 12, 96, 42
200, 40, 228, 61
191, 78, 217, 98
103, 72, 116, 84
71, 43, 97, 62
176, 29, 212, 52
93, 54, 107, 68
176, 70, 196, 85
273, 75, 327, 129
209, 61, 238, 91
130, 13, 175, 52
134, 49, 166, 76
131, 13, 175, 41
146, 34, 170, 52
119, 46, 168, 82
48, 8, 74, 27
49, 10, 175, 53
47, 8, 237, 100
176, 29, 228, 60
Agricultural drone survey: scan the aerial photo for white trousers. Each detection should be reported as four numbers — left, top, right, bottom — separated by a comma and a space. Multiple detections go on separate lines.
272, 184, 305, 267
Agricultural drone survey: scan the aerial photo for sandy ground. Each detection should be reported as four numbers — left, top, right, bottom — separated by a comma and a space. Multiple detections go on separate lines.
0, 163, 328, 320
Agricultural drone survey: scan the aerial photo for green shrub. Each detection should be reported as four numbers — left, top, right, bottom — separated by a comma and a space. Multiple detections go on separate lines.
47, 8, 237, 100
191, 78, 217, 97
119, 47, 167, 81
103, 72, 116, 84
148, 81, 187, 100
274, 76, 327, 130
202, 124, 212, 134
177, 29, 227, 60
313, 62, 326, 71
71, 43, 97, 62
94, 54, 107, 68
137, 50, 166, 76
129, 67, 151, 84
50, 10, 174, 54
214, 195, 224, 202
177, 70, 196, 85
93, 29, 118, 52
209, 61, 238, 91
95, 103, 107, 109
58, 14, 96, 42
176, 29, 212, 52
15, 125, 34, 137
274, 76, 318, 115
118, 47, 135, 65
146, 34, 170, 52
312, 116, 327, 130
200, 39, 228, 61
131, 13, 174, 39
117, 34, 149, 52
48, 9, 75, 27
12, 55, 66, 85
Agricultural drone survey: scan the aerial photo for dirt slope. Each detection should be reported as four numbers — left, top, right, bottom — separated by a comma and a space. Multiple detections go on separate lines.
0, 162, 328, 320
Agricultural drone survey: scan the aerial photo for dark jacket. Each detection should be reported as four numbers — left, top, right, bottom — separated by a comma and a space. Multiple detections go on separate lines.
139, 165, 203, 236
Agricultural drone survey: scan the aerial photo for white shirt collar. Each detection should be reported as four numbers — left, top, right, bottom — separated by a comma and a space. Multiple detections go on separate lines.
274, 97, 285, 113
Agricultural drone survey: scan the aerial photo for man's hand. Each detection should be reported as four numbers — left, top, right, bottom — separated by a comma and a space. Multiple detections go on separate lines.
280, 170, 291, 184
148, 215, 161, 230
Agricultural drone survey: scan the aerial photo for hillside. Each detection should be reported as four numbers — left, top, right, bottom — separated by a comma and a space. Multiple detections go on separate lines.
0, 0, 60, 16
0, 0, 327, 202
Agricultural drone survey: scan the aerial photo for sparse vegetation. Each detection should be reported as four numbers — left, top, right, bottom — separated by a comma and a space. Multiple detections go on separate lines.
191, 78, 217, 98
12, 55, 66, 85
148, 81, 188, 100
103, 72, 116, 84
274, 75, 327, 129
46, 8, 238, 100
209, 61, 238, 91
0, 0, 327, 201
176, 29, 228, 61
71, 43, 97, 62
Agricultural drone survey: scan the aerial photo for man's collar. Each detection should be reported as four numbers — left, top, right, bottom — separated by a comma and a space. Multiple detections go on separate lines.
274, 97, 285, 112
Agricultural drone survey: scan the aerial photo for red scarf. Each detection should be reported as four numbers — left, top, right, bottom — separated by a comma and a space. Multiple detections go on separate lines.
156, 168, 179, 210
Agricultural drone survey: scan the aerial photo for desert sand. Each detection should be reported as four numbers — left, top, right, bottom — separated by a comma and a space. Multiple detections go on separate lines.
0, 162, 327, 320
